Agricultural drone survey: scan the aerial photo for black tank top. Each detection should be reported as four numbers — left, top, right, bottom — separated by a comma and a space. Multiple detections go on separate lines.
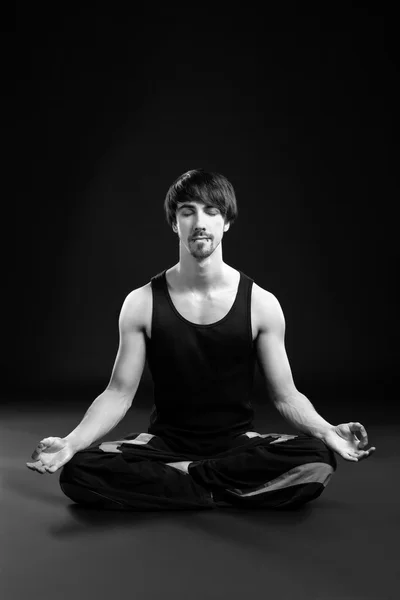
145, 268, 257, 456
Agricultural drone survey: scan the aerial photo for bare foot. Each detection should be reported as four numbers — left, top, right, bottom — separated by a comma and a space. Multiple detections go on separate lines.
166, 461, 192, 474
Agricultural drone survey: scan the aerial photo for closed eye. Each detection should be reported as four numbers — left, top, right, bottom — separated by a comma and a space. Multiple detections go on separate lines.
182, 211, 219, 216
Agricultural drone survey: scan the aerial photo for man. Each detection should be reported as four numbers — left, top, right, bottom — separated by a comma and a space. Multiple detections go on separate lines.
27, 169, 376, 511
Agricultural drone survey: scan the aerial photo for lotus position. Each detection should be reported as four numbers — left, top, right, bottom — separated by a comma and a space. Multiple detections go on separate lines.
27, 169, 376, 511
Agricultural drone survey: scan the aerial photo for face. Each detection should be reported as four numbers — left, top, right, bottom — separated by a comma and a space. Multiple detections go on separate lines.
173, 200, 230, 260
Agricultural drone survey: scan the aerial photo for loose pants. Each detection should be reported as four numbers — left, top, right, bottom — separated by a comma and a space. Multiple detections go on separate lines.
59, 431, 337, 511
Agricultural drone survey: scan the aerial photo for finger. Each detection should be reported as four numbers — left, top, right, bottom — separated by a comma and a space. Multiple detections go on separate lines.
357, 447, 376, 461
31, 443, 46, 460
26, 461, 44, 472
357, 446, 376, 456
342, 454, 358, 462
32, 437, 58, 458
26, 461, 47, 474
349, 422, 368, 447
31, 438, 53, 459
33, 438, 61, 460
44, 464, 59, 474
26, 460, 41, 469
350, 447, 376, 462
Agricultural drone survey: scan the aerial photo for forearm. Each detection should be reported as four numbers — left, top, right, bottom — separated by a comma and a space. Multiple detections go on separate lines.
274, 391, 334, 439
64, 388, 132, 452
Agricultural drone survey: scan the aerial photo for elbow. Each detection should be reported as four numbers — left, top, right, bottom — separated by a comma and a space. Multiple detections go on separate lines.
104, 384, 135, 407
270, 386, 301, 407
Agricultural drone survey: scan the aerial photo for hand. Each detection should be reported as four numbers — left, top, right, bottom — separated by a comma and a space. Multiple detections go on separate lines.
26, 437, 75, 474
323, 422, 376, 462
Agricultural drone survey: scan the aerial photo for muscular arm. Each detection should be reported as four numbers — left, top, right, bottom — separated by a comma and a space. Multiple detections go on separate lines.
65, 288, 147, 452
255, 288, 334, 440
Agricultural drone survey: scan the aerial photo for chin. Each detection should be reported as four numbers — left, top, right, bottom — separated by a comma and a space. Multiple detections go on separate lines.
192, 252, 214, 260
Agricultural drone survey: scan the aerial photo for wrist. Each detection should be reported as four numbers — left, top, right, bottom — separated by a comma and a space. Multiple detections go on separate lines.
63, 433, 85, 453
315, 424, 336, 441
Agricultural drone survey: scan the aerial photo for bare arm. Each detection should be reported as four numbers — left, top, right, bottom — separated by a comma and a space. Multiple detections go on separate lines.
64, 288, 147, 452
27, 287, 148, 473
255, 288, 334, 440
253, 285, 376, 461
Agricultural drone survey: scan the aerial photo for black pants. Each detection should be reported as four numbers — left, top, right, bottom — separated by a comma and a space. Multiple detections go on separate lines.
59, 431, 337, 511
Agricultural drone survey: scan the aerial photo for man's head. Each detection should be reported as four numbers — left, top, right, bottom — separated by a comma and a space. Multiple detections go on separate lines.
164, 169, 238, 230
164, 169, 238, 262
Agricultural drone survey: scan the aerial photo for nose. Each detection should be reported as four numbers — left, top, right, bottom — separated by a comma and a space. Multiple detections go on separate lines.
193, 219, 207, 234
194, 212, 207, 227
191, 209, 210, 238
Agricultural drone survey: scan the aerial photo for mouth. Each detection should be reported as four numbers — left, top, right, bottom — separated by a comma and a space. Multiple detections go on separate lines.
192, 237, 210, 240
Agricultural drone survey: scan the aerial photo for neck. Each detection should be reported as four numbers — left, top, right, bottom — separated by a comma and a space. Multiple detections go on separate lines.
173, 261, 230, 294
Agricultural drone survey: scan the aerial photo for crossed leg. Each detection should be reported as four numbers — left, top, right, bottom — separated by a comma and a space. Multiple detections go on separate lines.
186, 433, 337, 509
59, 432, 337, 511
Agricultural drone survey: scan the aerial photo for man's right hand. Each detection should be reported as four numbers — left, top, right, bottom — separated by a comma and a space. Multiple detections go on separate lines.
26, 437, 76, 474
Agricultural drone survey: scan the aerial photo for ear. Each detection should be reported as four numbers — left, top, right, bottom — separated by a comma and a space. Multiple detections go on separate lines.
224, 221, 231, 233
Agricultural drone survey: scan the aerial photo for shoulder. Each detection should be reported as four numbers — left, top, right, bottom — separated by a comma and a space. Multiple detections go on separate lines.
251, 282, 282, 311
252, 282, 285, 334
123, 282, 152, 308
119, 282, 152, 330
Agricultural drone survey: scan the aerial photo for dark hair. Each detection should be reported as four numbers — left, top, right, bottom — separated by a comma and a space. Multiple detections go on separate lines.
164, 169, 238, 228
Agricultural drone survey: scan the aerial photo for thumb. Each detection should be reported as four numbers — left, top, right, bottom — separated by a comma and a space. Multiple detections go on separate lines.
31, 437, 60, 460
44, 464, 61, 474
40, 437, 65, 451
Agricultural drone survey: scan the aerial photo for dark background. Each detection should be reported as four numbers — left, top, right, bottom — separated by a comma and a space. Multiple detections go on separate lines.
7, 5, 397, 413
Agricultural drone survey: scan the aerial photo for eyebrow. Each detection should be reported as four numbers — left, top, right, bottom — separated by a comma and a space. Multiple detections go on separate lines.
176, 203, 216, 211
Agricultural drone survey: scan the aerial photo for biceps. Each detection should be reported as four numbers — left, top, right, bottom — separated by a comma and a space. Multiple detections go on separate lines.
108, 329, 147, 397
256, 331, 296, 399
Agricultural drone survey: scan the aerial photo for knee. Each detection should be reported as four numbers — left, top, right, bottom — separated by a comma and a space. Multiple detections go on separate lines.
59, 452, 105, 507
59, 451, 86, 487
59, 456, 83, 503
278, 482, 326, 510
281, 448, 336, 510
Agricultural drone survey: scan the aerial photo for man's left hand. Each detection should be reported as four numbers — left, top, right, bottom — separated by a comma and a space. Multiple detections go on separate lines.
322, 422, 376, 462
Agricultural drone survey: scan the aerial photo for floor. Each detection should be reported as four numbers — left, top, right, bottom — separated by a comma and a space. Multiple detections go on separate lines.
1, 390, 399, 600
